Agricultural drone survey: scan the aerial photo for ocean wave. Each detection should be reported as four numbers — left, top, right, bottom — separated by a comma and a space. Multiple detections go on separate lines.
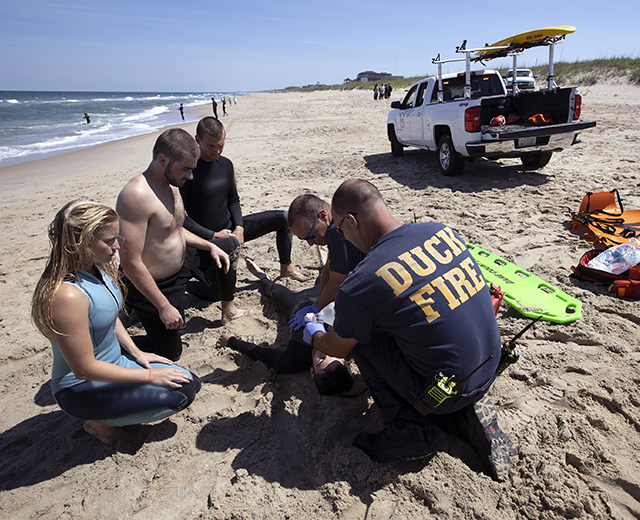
0, 91, 244, 167
121, 105, 168, 123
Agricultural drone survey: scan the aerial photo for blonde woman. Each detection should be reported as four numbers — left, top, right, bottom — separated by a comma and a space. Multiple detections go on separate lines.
32, 200, 200, 444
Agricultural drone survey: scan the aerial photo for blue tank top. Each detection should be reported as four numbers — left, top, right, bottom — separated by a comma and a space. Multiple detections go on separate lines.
50, 268, 139, 394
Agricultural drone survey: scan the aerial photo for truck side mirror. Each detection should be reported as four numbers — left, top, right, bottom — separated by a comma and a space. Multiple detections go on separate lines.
391, 101, 401, 109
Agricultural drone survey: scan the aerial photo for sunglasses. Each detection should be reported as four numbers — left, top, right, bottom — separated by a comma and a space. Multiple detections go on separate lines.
302, 208, 321, 241
336, 212, 357, 234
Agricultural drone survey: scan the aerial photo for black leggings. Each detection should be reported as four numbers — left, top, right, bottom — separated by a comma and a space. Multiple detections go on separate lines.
228, 337, 312, 373
54, 373, 201, 427
243, 210, 293, 265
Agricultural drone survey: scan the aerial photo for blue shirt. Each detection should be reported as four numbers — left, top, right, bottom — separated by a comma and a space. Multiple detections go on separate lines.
326, 222, 365, 275
50, 269, 142, 394
333, 222, 500, 394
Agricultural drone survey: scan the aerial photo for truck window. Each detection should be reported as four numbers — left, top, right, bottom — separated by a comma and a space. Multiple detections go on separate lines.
403, 85, 417, 108
415, 82, 428, 107
471, 76, 494, 98
431, 84, 439, 103
442, 77, 465, 101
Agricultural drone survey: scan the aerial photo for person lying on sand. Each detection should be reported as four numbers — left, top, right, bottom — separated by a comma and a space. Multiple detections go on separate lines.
217, 258, 353, 396
31, 200, 200, 444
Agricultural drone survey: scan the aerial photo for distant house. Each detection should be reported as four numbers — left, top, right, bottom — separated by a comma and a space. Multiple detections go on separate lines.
356, 71, 404, 82
344, 78, 352, 84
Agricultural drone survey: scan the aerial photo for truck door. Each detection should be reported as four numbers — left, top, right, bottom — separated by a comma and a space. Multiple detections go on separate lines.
396, 82, 428, 146
420, 84, 440, 149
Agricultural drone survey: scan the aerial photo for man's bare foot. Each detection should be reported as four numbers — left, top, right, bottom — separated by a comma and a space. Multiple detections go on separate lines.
246, 258, 268, 280
217, 333, 233, 348
84, 420, 125, 444
221, 301, 249, 325
317, 245, 329, 266
280, 263, 309, 282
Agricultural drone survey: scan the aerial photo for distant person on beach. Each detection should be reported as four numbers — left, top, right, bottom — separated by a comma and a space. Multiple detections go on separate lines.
178, 103, 185, 121
116, 128, 231, 360
83, 113, 91, 124
222, 98, 228, 117
373, 84, 379, 100
211, 97, 218, 119
180, 117, 307, 311
286, 194, 365, 331
304, 179, 515, 480
233, 96, 237, 105
31, 199, 201, 444
217, 258, 354, 396
386, 83, 392, 99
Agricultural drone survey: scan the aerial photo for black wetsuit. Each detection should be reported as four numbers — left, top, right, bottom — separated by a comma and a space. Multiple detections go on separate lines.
227, 228, 363, 372
228, 276, 317, 372
180, 156, 294, 301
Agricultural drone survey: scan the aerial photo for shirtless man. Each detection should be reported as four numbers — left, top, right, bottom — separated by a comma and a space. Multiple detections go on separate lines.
117, 128, 230, 361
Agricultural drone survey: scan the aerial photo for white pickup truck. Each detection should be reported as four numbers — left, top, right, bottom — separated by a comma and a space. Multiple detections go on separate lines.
387, 69, 596, 175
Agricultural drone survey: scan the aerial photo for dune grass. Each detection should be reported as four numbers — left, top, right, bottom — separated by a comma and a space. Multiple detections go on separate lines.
501, 57, 640, 87
287, 57, 640, 92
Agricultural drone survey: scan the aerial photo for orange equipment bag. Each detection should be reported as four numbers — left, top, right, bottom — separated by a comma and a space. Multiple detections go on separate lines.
529, 113, 553, 126
571, 189, 640, 247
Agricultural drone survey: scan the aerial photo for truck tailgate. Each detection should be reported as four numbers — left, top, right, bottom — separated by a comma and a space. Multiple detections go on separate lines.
481, 120, 597, 141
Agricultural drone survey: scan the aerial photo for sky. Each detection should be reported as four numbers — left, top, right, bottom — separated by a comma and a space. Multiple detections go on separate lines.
1, 0, 638, 93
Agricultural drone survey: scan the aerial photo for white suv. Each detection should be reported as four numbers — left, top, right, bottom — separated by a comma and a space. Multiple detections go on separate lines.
504, 69, 536, 90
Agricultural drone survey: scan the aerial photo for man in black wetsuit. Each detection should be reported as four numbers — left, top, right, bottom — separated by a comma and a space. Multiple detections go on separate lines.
180, 117, 307, 320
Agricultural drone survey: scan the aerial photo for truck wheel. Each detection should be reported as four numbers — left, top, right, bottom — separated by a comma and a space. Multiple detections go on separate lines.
390, 128, 404, 157
521, 152, 553, 169
438, 135, 464, 176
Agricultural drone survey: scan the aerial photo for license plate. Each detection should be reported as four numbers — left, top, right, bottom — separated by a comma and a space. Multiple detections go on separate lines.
518, 137, 536, 148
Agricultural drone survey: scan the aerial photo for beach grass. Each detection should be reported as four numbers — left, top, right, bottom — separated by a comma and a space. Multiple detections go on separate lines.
286, 57, 640, 92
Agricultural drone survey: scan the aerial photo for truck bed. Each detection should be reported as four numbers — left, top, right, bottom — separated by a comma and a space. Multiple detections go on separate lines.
479, 88, 575, 127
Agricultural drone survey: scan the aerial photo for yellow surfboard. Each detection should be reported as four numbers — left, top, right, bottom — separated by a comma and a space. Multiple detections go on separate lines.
475, 26, 576, 60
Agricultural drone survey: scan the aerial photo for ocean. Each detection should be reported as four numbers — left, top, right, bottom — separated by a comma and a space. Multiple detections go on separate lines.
0, 91, 242, 168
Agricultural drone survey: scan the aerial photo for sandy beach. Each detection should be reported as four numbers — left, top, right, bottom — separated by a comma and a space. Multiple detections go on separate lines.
1, 84, 640, 519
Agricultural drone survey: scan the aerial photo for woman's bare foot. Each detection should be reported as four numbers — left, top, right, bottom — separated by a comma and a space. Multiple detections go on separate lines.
217, 333, 234, 347
84, 420, 125, 444
280, 263, 309, 282
221, 300, 249, 325
246, 258, 268, 280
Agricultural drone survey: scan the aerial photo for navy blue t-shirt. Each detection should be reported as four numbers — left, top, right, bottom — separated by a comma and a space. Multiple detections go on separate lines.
326, 223, 365, 275
333, 222, 500, 394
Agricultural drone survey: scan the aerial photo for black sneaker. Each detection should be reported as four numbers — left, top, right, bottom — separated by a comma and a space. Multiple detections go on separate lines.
353, 421, 434, 462
451, 396, 516, 481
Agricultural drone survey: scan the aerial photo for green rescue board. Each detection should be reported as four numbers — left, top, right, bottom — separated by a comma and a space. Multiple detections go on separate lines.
466, 243, 581, 324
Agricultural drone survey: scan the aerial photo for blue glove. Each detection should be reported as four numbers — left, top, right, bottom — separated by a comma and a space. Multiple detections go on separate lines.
289, 302, 320, 331
303, 322, 325, 345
